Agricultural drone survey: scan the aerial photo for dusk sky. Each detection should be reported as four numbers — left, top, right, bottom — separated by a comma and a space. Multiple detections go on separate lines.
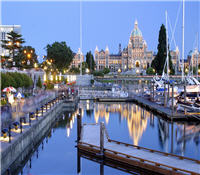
1, 1, 199, 62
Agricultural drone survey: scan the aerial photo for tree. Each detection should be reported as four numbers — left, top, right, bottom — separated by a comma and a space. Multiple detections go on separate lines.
69, 67, 80, 74
151, 24, 174, 75
46, 42, 73, 71
86, 51, 95, 72
16, 46, 38, 68
146, 67, 155, 75
1, 31, 25, 67
36, 76, 42, 88
103, 67, 110, 74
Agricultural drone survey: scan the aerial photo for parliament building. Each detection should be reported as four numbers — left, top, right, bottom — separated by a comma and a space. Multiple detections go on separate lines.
94, 20, 153, 74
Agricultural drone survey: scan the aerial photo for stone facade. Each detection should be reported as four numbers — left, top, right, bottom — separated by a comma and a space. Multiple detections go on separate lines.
70, 48, 84, 69
94, 20, 153, 74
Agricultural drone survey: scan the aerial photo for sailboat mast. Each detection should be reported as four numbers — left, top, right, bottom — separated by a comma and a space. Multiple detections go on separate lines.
80, 0, 82, 76
197, 32, 199, 78
166, 11, 169, 79
181, 0, 185, 81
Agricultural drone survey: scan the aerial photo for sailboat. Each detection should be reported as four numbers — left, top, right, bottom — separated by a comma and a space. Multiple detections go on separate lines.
178, 0, 200, 97
153, 11, 179, 97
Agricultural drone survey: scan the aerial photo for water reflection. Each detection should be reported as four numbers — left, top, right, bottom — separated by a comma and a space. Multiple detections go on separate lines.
93, 103, 150, 145
16, 101, 199, 174
79, 101, 200, 159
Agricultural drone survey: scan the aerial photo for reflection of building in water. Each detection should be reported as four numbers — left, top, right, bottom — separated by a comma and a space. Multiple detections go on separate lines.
94, 103, 151, 145
126, 104, 150, 145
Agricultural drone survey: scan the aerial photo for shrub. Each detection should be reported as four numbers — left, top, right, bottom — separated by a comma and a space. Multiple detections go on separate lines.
93, 71, 104, 77
36, 76, 42, 88
146, 67, 155, 75
103, 68, 110, 74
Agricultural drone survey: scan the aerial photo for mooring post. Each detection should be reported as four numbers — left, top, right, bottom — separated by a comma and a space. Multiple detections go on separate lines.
20, 117, 22, 133
77, 148, 81, 174
171, 82, 174, 116
36, 108, 38, 120
184, 81, 187, 114
100, 122, 104, 157
42, 105, 43, 116
77, 114, 82, 143
8, 125, 11, 143
167, 83, 170, 102
29, 112, 31, 126
164, 82, 166, 107
152, 81, 155, 102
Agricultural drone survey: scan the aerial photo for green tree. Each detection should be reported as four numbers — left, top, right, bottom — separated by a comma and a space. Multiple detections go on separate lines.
86, 51, 95, 72
46, 42, 73, 71
151, 24, 174, 75
16, 46, 38, 68
1, 31, 25, 67
36, 76, 42, 88
146, 67, 155, 75
11, 72, 23, 88
69, 67, 80, 74
103, 67, 110, 74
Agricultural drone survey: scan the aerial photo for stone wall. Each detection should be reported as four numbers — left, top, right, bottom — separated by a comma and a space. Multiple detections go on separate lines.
1, 102, 64, 174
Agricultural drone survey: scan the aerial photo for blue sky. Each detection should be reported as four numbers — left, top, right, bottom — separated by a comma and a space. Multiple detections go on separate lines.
1, 1, 199, 62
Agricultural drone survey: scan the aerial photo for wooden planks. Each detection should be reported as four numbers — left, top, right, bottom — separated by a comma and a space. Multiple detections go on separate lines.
78, 124, 200, 175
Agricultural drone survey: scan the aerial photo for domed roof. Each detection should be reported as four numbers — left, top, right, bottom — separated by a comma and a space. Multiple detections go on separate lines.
131, 20, 142, 37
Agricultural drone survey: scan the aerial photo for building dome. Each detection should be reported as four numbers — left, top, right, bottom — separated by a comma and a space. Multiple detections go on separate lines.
131, 20, 142, 37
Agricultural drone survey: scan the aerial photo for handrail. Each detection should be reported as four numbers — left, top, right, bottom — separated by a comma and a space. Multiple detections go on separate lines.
78, 141, 199, 175
108, 139, 200, 164
81, 124, 200, 164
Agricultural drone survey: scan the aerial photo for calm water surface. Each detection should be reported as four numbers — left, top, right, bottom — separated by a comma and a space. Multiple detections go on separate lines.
18, 101, 200, 175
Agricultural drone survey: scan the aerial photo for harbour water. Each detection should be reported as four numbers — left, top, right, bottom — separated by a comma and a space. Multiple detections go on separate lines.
16, 100, 200, 175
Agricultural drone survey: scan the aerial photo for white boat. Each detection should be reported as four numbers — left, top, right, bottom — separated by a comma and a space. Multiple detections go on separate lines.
111, 84, 128, 98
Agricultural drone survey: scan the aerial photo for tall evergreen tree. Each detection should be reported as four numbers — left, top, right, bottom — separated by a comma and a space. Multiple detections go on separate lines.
1, 31, 25, 66
86, 51, 95, 72
36, 76, 42, 88
151, 24, 174, 75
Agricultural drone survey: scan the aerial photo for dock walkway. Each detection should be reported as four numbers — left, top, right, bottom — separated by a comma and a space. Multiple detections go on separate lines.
78, 124, 200, 175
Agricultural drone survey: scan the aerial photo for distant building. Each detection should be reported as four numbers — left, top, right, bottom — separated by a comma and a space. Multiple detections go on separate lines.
94, 20, 153, 74
186, 49, 200, 70
70, 48, 84, 69
170, 46, 180, 74
0, 25, 21, 57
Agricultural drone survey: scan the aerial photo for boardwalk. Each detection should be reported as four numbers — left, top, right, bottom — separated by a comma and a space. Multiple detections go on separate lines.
78, 124, 200, 175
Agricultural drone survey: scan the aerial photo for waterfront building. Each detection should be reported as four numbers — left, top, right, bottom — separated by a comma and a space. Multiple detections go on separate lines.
70, 48, 84, 69
94, 20, 153, 74
170, 46, 180, 74
187, 49, 200, 69
0, 25, 21, 57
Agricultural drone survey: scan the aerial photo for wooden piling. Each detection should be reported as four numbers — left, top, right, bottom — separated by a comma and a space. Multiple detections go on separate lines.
152, 81, 155, 102
167, 83, 170, 101
184, 81, 187, 114
8, 125, 11, 143
20, 118, 22, 133
171, 82, 174, 116
77, 114, 82, 143
164, 82, 166, 107
100, 122, 104, 157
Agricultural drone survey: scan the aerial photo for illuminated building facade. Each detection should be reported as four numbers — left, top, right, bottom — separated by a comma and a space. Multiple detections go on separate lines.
94, 20, 153, 74
70, 48, 84, 69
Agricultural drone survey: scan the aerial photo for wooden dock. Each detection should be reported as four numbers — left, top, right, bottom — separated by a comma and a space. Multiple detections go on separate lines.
96, 95, 200, 121
78, 123, 200, 175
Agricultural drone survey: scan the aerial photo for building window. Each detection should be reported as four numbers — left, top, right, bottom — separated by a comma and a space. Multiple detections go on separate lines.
135, 61, 140, 67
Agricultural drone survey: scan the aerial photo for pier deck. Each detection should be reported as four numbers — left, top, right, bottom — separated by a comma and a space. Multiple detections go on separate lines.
78, 124, 200, 175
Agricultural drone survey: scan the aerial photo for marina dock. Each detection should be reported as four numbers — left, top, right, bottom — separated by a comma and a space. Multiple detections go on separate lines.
78, 123, 200, 175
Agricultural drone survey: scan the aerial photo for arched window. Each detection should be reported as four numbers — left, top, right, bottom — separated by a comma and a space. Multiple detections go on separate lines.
135, 61, 140, 67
